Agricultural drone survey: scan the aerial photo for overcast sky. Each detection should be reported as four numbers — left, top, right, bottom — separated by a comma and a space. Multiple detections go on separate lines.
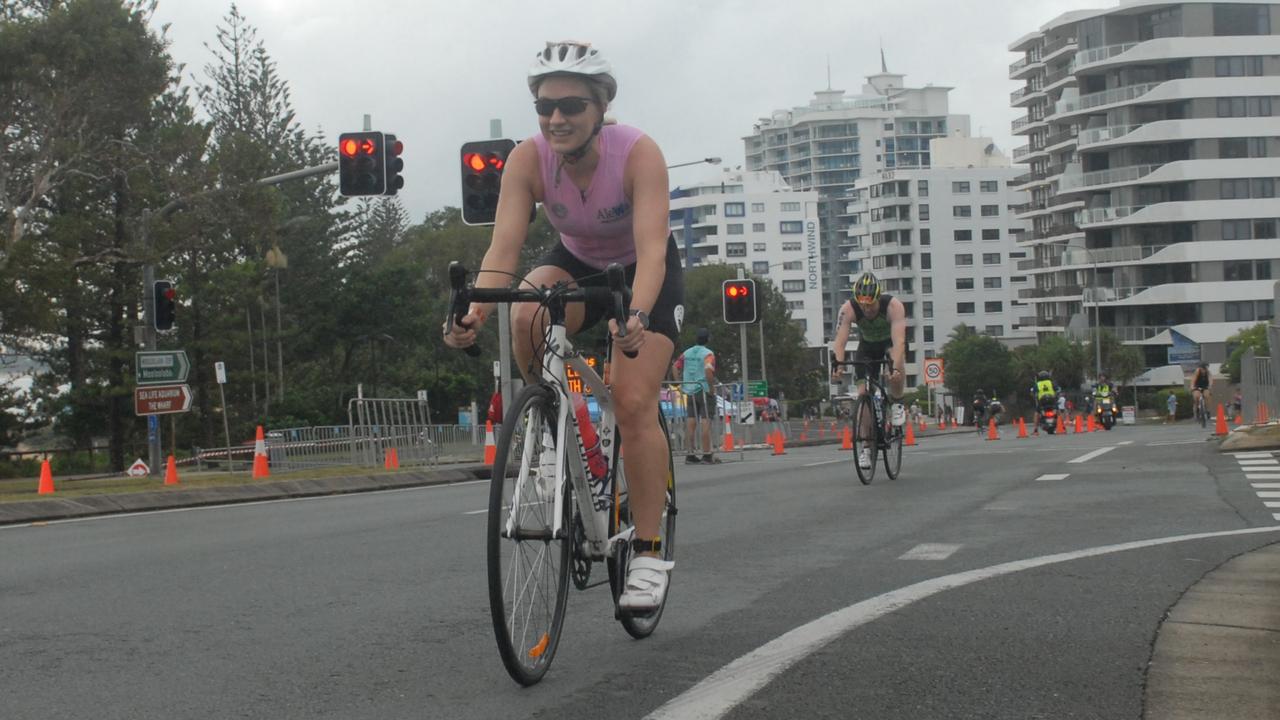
148, 0, 1105, 222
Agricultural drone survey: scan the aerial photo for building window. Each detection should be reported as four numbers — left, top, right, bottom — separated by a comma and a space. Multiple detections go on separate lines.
1217, 97, 1273, 118
753, 261, 770, 274
923, 301, 934, 319
982, 252, 1001, 265
1225, 259, 1273, 281
783, 260, 802, 270
781, 202, 801, 212
787, 300, 805, 310
980, 204, 1000, 217
918, 204, 930, 221
954, 229, 973, 242
1010, 275, 1028, 283
953, 205, 972, 218
1214, 4, 1270, 35
1222, 220, 1252, 240
922, 277, 933, 294
752, 223, 766, 233
979, 180, 999, 193
725, 202, 746, 217
956, 278, 975, 290
920, 253, 932, 270
981, 228, 1000, 241
781, 280, 805, 292
984, 301, 1003, 313
726, 242, 747, 257
1219, 138, 1268, 159
923, 326, 934, 343
727, 223, 745, 235
781, 241, 802, 251
780, 221, 803, 233
920, 229, 931, 245
955, 253, 974, 266
751, 202, 766, 213
1216, 56, 1265, 76
983, 277, 1003, 289
957, 302, 975, 314
753, 242, 767, 251
985, 325, 1004, 336
952, 181, 970, 193
918, 180, 929, 197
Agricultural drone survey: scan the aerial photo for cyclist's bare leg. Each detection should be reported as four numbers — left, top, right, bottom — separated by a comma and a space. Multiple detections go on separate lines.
700, 411, 713, 455
611, 333, 676, 550
684, 416, 698, 454
509, 265, 586, 384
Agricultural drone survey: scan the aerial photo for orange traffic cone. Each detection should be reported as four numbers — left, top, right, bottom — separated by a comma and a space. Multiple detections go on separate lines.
1016, 417, 1029, 439
800, 420, 809, 441
252, 425, 270, 479
951, 418, 958, 430
1234, 412, 1243, 426
1260, 402, 1270, 424
1086, 413, 1096, 432
37, 459, 54, 495
1073, 415, 1084, 434
165, 455, 179, 486
1056, 413, 1066, 434
1215, 403, 1229, 436
723, 420, 735, 452
841, 426, 853, 450
986, 418, 999, 441
937, 416, 946, 431
919, 418, 927, 435
771, 431, 786, 456
905, 420, 917, 447
393, 448, 401, 468
483, 420, 497, 465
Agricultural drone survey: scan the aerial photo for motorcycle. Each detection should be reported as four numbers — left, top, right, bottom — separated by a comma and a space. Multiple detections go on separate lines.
1094, 394, 1119, 430
1039, 405, 1058, 434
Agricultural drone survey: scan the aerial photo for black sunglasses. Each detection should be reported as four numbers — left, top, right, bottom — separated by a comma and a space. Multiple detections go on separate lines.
534, 96, 593, 117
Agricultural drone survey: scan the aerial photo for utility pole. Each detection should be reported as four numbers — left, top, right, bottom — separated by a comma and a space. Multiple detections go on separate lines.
737, 267, 750, 444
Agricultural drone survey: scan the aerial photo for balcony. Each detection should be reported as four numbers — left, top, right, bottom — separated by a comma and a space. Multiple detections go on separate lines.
1010, 86, 1030, 104
1074, 42, 1138, 72
1013, 199, 1048, 216
1034, 316, 1071, 329
1019, 284, 1084, 300
1077, 205, 1144, 226
1077, 123, 1142, 147
1041, 36, 1077, 62
1077, 82, 1161, 112
1112, 325, 1168, 342
1013, 145, 1031, 161
1030, 222, 1081, 241
1043, 127, 1079, 150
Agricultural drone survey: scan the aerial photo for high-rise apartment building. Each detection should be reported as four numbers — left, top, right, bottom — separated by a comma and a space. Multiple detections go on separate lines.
1010, 0, 1280, 367
668, 170, 824, 347
744, 68, 971, 341
846, 136, 1036, 386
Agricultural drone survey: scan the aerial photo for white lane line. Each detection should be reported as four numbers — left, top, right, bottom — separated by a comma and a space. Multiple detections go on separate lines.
1245, 474, 1280, 480
1149, 440, 1203, 446
1252, 483, 1280, 489
643, 526, 1280, 720
1265, 502, 1280, 508
803, 459, 846, 467
1231, 452, 1274, 458
1118, 441, 1134, 445
1035, 473, 1070, 482
1237, 459, 1280, 466
1275, 514, 1280, 522
1258, 492, 1280, 498
898, 543, 960, 561
1069, 446, 1117, 464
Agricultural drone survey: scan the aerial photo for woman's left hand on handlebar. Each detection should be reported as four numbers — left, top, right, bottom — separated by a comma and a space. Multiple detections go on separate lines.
608, 315, 646, 355
442, 311, 484, 349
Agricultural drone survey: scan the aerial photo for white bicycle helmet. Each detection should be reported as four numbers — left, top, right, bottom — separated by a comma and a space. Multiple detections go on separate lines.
528, 41, 617, 101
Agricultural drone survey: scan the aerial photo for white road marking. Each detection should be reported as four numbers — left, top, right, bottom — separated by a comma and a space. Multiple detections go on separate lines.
1035, 473, 1070, 482
1118, 440, 1134, 445
1149, 440, 1203, 446
643, 526, 1280, 720
1237, 459, 1280, 465
1252, 483, 1280, 489
1069, 446, 1117, 464
803, 459, 846, 467
898, 543, 960, 561
1231, 452, 1274, 458
1245, 474, 1280, 480
1265, 502, 1280, 508
1258, 492, 1280, 498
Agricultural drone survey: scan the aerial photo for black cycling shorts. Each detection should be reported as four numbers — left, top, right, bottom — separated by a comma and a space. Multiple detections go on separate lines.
535, 235, 684, 345
853, 339, 906, 381
685, 390, 712, 419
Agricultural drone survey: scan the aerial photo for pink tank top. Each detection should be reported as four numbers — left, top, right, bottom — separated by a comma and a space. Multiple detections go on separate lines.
531, 124, 646, 269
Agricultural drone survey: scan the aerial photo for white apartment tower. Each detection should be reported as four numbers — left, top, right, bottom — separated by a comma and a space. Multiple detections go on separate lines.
744, 65, 972, 342
846, 136, 1037, 386
1010, 0, 1280, 368
668, 170, 825, 347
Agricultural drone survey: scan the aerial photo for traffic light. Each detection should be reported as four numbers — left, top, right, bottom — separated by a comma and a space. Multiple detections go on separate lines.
154, 279, 176, 331
722, 279, 757, 324
384, 134, 404, 195
460, 138, 516, 226
338, 131, 386, 196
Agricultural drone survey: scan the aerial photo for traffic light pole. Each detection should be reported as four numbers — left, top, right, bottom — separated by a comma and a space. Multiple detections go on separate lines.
737, 268, 750, 445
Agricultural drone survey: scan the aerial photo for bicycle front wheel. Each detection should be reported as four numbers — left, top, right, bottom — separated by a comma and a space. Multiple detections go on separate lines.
852, 395, 877, 485
488, 384, 570, 686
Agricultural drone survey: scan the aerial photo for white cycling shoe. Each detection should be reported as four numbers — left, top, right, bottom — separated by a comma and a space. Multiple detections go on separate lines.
857, 448, 872, 469
619, 555, 675, 611
891, 403, 906, 426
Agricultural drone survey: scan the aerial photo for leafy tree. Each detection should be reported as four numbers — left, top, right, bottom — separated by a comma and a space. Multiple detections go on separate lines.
1011, 335, 1086, 394
940, 324, 1015, 402
1084, 329, 1146, 384
1224, 322, 1269, 383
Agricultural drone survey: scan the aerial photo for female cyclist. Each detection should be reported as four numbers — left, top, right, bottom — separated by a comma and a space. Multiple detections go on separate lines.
443, 41, 682, 611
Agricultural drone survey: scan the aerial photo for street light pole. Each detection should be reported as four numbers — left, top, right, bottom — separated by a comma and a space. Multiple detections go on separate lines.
667, 157, 722, 170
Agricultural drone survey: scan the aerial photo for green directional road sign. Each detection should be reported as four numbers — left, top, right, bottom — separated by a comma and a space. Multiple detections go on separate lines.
748, 380, 768, 398
136, 351, 190, 385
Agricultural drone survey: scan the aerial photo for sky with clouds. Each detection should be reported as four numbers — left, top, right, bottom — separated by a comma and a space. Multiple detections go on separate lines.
148, 0, 1105, 222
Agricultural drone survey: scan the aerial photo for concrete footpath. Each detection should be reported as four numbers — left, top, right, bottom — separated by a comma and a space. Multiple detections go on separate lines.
3, 432, 1278, 717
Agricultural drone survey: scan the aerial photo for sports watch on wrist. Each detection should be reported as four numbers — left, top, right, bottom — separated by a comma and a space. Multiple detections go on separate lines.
629, 309, 650, 330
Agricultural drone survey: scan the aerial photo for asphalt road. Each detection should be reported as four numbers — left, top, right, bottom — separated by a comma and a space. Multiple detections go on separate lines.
2, 422, 1277, 719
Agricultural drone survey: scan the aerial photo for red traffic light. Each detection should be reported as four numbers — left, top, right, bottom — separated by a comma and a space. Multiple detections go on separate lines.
463, 152, 486, 172
340, 138, 359, 157
725, 283, 749, 298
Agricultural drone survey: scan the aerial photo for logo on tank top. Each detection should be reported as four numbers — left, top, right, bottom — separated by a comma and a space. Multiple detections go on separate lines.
550, 203, 569, 219
597, 201, 631, 224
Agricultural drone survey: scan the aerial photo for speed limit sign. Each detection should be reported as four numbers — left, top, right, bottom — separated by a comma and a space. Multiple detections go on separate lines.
923, 357, 944, 385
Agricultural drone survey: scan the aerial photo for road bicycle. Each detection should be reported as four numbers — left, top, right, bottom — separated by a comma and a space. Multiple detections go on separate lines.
1194, 390, 1208, 428
833, 358, 904, 484
447, 262, 677, 686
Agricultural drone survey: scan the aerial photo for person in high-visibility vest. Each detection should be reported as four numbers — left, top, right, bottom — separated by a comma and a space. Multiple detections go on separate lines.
1030, 370, 1060, 435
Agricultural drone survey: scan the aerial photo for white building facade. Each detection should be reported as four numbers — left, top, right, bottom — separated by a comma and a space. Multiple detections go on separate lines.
743, 69, 972, 342
668, 170, 825, 347
845, 136, 1036, 387
1010, 0, 1280, 368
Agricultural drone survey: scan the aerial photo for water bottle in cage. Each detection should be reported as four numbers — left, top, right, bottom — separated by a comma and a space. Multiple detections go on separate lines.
572, 393, 610, 510
873, 387, 884, 425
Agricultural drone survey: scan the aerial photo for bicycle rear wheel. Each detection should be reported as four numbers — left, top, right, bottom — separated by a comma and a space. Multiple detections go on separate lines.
882, 411, 904, 480
487, 384, 570, 686
852, 394, 877, 485
609, 412, 677, 639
